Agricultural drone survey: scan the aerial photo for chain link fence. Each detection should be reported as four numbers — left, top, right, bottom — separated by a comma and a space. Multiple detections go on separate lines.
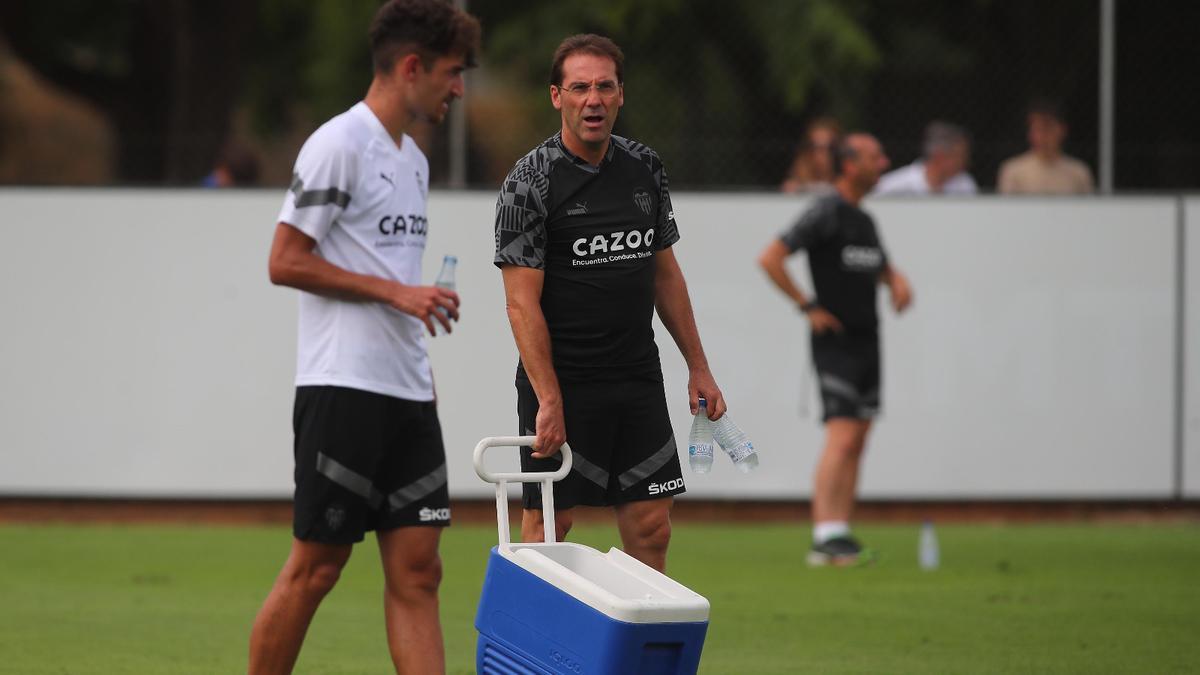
1, 0, 1196, 191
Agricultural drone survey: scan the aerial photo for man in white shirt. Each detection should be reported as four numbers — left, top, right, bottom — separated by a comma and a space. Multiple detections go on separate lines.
873, 121, 978, 196
248, 2, 479, 673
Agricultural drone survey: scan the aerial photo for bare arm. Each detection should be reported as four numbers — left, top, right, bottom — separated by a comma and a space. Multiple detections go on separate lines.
653, 247, 726, 420
879, 264, 913, 313
267, 222, 458, 335
757, 239, 843, 333
500, 264, 564, 458
757, 239, 810, 307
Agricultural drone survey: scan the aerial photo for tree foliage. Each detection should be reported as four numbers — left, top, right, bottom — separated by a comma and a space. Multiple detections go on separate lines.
477, 0, 882, 185
3, 0, 1195, 188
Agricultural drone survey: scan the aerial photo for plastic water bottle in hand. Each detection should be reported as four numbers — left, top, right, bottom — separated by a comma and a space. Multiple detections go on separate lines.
433, 255, 457, 336
712, 413, 758, 473
687, 398, 715, 474
919, 521, 940, 570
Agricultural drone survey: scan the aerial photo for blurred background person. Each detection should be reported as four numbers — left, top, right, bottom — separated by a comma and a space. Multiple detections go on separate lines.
759, 133, 913, 567
780, 117, 840, 193
873, 121, 977, 196
201, 140, 261, 188
997, 99, 1095, 194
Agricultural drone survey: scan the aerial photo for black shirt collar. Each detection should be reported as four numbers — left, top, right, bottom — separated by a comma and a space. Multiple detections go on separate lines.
553, 132, 616, 172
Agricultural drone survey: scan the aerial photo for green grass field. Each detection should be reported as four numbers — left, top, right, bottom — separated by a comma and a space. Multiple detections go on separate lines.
2, 522, 1198, 674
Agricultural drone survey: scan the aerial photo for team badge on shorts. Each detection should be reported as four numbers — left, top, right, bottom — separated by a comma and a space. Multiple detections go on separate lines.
324, 505, 346, 531
633, 187, 653, 215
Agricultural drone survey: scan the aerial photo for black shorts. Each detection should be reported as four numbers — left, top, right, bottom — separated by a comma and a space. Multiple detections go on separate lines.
517, 377, 684, 510
292, 385, 450, 544
812, 331, 881, 422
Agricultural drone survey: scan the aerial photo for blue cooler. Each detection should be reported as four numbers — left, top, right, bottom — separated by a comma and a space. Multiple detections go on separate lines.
472, 436, 710, 675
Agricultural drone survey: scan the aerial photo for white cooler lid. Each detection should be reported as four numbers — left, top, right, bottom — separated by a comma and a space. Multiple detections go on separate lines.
503, 542, 711, 624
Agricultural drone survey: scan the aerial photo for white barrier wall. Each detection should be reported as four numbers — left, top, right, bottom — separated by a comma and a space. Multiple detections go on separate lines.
0, 191, 295, 497
1185, 198, 1200, 498
0, 190, 1184, 499
862, 198, 1177, 498
666, 195, 1179, 498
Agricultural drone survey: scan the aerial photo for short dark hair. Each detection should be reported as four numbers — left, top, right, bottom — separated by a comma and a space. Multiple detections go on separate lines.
550, 34, 624, 86
1026, 98, 1065, 122
369, 0, 481, 73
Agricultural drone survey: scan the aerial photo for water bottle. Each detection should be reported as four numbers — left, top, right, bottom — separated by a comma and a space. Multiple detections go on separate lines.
433, 255, 457, 335
687, 398, 715, 473
919, 521, 940, 570
712, 413, 758, 473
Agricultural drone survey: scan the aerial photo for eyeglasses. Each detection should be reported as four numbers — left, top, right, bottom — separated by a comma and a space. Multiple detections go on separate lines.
557, 81, 621, 99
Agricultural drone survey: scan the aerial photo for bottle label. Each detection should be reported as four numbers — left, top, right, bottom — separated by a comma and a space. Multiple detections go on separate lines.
726, 442, 754, 463
689, 443, 714, 458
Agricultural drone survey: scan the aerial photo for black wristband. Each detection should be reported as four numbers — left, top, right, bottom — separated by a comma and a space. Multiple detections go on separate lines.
798, 300, 818, 314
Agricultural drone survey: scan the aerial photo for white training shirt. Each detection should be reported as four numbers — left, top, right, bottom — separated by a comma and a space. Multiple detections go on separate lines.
278, 101, 434, 401
872, 161, 978, 196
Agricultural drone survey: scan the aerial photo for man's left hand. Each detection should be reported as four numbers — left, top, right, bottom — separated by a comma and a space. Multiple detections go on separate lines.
688, 367, 726, 420
889, 270, 914, 313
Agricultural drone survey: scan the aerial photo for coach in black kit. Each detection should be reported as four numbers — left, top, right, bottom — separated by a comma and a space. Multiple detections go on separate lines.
494, 34, 726, 573
759, 133, 914, 567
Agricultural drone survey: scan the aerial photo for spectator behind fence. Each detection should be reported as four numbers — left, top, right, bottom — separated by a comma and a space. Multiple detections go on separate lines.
997, 100, 1094, 194
872, 121, 977, 196
780, 117, 840, 193
201, 140, 260, 187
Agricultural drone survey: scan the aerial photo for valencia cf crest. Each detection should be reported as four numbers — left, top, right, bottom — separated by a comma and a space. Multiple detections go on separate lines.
324, 505, 346, 531
632, 188, 653, 216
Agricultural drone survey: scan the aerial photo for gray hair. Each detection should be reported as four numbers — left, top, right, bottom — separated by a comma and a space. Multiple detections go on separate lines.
923, 121, 970, 157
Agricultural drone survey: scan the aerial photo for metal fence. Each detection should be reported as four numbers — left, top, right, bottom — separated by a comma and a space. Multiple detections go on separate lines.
0, 0, 1196, 191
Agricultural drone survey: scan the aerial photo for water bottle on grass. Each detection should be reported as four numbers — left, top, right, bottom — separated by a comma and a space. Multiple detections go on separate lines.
919, 521, 940, 570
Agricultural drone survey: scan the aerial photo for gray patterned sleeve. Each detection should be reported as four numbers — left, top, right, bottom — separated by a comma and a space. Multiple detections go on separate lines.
494, 154, 549, 269
654, 153, 680, 250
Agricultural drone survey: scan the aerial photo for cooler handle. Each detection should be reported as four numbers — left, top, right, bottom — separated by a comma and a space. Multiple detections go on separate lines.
472, 436, 573, 550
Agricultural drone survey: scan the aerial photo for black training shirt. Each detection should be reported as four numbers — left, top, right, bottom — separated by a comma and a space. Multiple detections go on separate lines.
779, 193, 888, 332
494, 133, 680, 382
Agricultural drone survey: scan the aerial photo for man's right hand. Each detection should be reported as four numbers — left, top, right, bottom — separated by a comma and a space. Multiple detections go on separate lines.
387, 284, 460, 335
532, 400, 567, 459
806, 306, 844, 334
